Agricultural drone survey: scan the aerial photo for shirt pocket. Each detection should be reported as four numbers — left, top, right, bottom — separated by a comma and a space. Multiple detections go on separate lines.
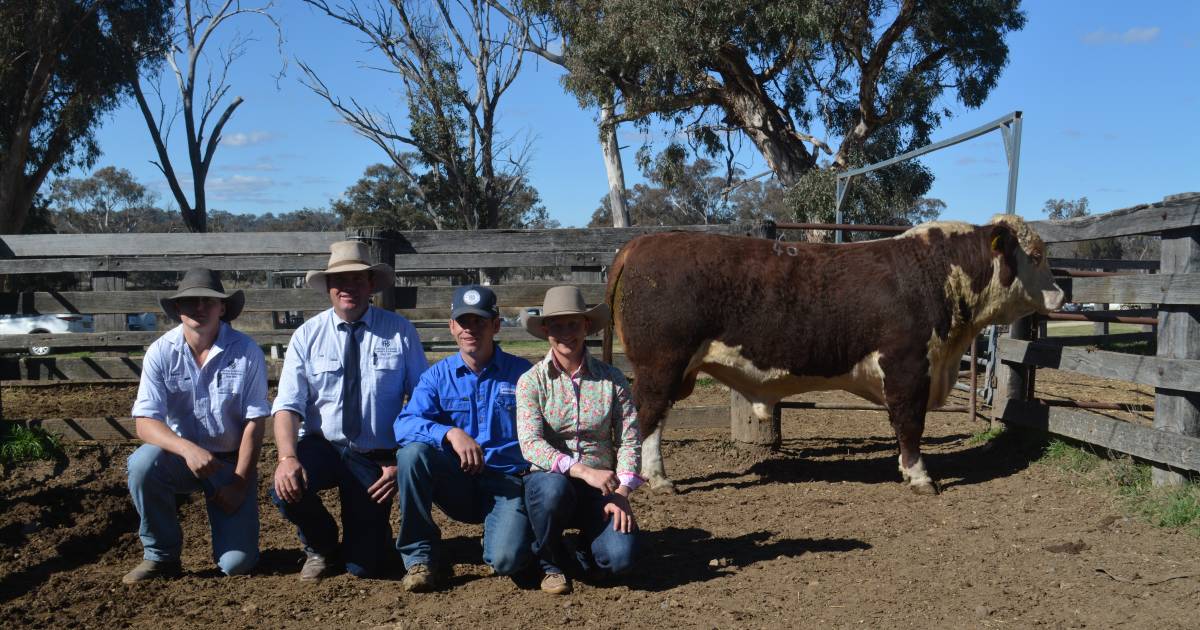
310, 357, 342, 404
164, 372, 191, 394
493, 394, 517, 440
216, 366, 244, 395
370, 353, 406, 409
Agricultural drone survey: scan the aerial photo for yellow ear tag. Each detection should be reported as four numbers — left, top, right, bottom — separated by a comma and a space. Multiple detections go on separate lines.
991, 235, 1002, 252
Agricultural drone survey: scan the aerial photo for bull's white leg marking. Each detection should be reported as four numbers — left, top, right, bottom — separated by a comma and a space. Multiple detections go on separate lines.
640, 423, 676, 493
898, 454, 938, 494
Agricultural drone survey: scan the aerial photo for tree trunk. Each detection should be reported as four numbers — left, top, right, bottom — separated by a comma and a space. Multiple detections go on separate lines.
599, 97, 631, 228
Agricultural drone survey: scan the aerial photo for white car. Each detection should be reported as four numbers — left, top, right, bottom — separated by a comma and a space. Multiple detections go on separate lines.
0, 314, 95, 355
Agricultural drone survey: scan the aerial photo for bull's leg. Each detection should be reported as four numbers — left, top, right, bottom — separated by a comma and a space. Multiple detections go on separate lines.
885, 391, 939, 495
640, 421, 673, 493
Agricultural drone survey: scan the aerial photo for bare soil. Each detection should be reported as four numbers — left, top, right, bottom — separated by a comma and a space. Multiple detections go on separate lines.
1, 374, 1196, 629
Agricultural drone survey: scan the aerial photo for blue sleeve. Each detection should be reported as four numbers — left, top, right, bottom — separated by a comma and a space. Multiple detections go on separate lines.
401, 320, 429, 397
272, 325, 310, 418
394, 367, 452, 448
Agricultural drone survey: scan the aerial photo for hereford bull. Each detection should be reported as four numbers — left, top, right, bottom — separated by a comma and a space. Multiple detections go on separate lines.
606, 215, 1065, 494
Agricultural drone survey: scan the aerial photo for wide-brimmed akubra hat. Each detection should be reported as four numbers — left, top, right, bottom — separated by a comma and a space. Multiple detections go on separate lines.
159, 267, 245, 322
305, 240, 395, 293
522, 285, 610, 340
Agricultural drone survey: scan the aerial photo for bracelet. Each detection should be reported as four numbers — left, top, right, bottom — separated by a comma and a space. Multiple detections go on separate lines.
278, 454, 298, 463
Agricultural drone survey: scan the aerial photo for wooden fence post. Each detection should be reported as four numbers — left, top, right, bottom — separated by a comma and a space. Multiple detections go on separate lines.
730, 220, 782, 450
347, 227, 400, 311
993, 316, 1033, 431
91, 271, 126, 333
1153, 194, 1200, 486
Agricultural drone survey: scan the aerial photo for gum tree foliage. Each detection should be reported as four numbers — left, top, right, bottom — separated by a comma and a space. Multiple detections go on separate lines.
0, 0, 171, 234
329, 161, 553, 231
530, 0, 1023, 224
1042, 196, 1124, 260
129, 0, 283, 233
300, 0, 536, 232
48, 166, 158, 233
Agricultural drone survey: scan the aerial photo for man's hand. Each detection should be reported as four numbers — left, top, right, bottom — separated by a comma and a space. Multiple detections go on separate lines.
367, 464, 398, 504
603, 493, 636, 533
211, 474, 251, 514
182, 444, 221, 479
445, 428, 484, 475
273, 455, 307, 503
570, 463, 620, 495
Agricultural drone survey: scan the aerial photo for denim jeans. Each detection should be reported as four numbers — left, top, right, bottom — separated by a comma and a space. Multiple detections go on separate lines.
268, 435, 395, 577
394, 442, 533, 575
523, 472, 640, 576
126, 444, 258, 575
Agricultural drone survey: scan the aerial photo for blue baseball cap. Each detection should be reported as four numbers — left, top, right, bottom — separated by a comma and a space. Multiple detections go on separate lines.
451, 285, 499, 320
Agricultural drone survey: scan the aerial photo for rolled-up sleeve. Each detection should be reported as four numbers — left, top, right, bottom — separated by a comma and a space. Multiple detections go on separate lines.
394, 369, 451, 447
131, 342, 168, 421
241, 343, 271, 420
271, 326, 310, 418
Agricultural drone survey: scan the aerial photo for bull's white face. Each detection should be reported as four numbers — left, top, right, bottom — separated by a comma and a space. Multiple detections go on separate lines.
991, 215, 1065, 319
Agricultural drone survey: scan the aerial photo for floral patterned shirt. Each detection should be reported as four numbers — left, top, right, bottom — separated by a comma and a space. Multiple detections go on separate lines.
516, 350, 641, 485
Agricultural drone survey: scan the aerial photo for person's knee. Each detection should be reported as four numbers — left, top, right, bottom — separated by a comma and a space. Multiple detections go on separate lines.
126, 445, 163, 490
487, 546, 530, 576
217, 549, 258, 576
527, 473, 572, 504
395, 442, 435, 475
345, 559, 377, 578
596, 534, 639, 575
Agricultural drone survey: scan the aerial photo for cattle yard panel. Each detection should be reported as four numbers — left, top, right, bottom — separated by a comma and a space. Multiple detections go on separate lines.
994, 193, 1200, 485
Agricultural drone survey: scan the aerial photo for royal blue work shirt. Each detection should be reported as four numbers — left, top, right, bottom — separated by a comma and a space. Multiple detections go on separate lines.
273, 306, 428, 451
395, 346, 533, 475
132, 322, 271, 453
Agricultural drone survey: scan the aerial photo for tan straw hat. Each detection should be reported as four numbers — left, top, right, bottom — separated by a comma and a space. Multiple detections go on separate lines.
523, 285, 610, 340
159, 267, 245, 322
306, 240, 395, 293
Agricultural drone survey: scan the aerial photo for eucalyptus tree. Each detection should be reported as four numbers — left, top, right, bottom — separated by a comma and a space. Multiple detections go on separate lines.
129, 0, 283, 233
0, 0, 171, 234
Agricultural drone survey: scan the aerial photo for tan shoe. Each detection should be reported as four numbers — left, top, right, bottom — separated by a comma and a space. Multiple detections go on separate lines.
121, 559, 181, 584
300, 551, 332, 580
402, 564, 442, 592
540, 572, 571, 595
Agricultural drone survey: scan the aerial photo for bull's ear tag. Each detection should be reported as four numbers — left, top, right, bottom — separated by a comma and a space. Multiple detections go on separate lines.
990, 234, 1003, 253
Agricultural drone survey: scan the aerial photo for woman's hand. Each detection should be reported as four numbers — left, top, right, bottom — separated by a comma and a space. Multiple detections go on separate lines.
604, 493, 636, 533
570, 463, 620, 495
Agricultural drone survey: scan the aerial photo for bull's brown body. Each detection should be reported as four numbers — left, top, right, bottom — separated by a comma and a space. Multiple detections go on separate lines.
608, 217, 1064, 493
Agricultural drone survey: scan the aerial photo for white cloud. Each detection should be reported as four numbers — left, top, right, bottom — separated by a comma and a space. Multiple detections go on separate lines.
1082, 26, 1161, 45
221, 131, 274, 147
206, 174, 275, 202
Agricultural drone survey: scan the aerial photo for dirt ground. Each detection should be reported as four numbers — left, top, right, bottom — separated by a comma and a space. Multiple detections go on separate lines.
1, 373, 1196, 629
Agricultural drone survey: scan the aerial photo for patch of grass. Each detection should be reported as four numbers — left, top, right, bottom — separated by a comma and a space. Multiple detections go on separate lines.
967, 426, 1006, 445
695, 376, 717, 388
1038, 438, 1200, 535
1039, 438, 1102, 474
0, 423, 64, 465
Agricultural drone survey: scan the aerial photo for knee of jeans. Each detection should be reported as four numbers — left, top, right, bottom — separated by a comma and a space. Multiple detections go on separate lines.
528, 473, 572, 504
488, 547, 529, 576
345, 559, 376, 578
126, 444, 164, 489
596, 534, 638, 575
218, 549, 257, 576
395, 442, 435, 472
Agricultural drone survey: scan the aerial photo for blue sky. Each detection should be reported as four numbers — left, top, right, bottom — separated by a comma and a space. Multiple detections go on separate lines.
86, 1, 1199, 228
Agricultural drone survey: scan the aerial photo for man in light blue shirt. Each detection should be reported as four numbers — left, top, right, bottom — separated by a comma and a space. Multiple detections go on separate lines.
125, 267, 270, 584
271, 240, 427, 580
394, 285, 534, 592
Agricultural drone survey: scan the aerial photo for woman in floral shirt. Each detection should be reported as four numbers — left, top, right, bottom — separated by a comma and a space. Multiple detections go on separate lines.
516, 286, 642, 595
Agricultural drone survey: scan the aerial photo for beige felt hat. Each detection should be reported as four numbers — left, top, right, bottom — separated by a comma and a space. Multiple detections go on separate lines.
305, 240, 395, 293
523, 285, 610, 340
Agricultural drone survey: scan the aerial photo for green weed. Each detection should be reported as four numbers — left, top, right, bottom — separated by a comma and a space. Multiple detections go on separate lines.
1039, 438, 1102, 473
967, 426, 1006, 445
0, 424, 64, 465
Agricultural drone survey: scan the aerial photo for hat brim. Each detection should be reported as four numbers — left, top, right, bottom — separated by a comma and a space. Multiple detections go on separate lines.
452, 306, 499, 321
160, 289, 245, 323
523, 303, 610, 340
306, 263, 394, 294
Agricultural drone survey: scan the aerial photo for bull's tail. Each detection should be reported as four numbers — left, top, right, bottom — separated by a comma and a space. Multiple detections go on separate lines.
603, 242, 632, 365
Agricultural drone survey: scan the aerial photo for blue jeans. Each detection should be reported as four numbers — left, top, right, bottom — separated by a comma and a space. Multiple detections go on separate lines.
268, 436, 395, 577
394, 442, 533, 575
523, 472, 640, 576
126, 444, 258, 576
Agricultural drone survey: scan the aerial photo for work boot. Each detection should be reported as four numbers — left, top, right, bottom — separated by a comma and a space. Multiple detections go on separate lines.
300, 550, 333, 580
121, 559, 182, 584
401, 563, 442, 592
540, 572, 571, 595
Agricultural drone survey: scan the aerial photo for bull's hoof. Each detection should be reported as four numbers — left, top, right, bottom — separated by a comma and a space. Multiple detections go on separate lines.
648, 478, 678, 494
908, 480, 941, 496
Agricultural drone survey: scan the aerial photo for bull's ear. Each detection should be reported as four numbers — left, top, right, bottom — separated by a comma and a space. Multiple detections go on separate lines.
990, 224, 1018, 286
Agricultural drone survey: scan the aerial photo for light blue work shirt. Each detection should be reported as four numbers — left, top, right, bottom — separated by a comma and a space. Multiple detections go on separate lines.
395, 346, 532, 475
132, 322, 271, 453
273, 306, 428, 451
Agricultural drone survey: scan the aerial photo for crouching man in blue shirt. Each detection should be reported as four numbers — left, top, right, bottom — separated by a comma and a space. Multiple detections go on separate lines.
125, 268, 270, 583
394, 285, 535, 592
